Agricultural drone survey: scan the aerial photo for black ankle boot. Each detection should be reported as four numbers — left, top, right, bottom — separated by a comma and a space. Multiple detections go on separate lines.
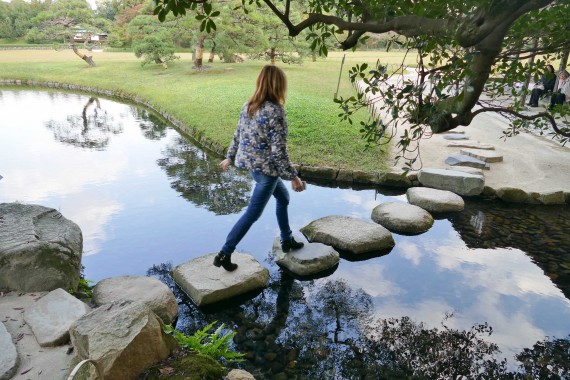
281, 237, 304, 253
213, 252, 238, 271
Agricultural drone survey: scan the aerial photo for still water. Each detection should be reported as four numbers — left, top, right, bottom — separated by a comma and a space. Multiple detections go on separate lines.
1, 89, 569, 378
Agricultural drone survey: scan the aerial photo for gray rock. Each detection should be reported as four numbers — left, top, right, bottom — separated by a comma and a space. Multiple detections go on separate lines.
445, 155, 490, 170
93, 276, 178, 324
69, 301, 172, 380
496, 187, 529, 203
0, 203, 83, 292
300, 215, 394, 255
447, 141, 495, 150
537, 191, 565, 205
23, 288, 90, 347
352, 170, 379, 184
418, 168, 485, 196
172, 253, 269, 306
272, 236, 339, 276
227, 369, 256, 380
0, 322, 18, 380
377, 172, 412, 188
459, 148, 503, 163
446, 166, 484, 176
443, 134, 470, 140
299, 166, 338, 180
406, 187, 464, 212
371, 202, 434, 234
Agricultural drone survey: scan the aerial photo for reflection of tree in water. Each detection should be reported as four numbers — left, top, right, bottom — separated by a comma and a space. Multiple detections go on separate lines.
45, 97, 122, 150
147, 262, 570, 379
156, 136, 251, 215
129, 106, 168, 141
447, 199, 570, 299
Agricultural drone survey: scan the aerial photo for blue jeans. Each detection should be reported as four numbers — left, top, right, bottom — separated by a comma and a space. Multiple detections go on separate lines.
221, 170, 292, 255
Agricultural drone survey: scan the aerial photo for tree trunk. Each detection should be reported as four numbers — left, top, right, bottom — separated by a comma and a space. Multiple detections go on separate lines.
208, 42, 216, 63
155, 58, 168, 69
195, 36, 205, 69
70, 43, 96, 67
270, 47, 276, 65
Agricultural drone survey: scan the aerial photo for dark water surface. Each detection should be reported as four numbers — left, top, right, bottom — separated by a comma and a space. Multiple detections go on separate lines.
1, 89, 569, 378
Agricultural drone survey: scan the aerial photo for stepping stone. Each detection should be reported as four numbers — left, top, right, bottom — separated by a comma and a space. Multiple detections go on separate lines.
460, 148, 503, 163
407, 187, 464, 212
443, 134, 470, 140
446, 166, 484, 176
93, 276, 178, 324
443, 130, 466, 134
0, 321, 18, 380
300, 215, 394, 255
371, 202, 434, 234
23, 288, 91, 347
418, 168, 485, 196
272, 235, 339, 276
172, 253, 269, 306
445, 154, 490, 170
447, 141, 495, 150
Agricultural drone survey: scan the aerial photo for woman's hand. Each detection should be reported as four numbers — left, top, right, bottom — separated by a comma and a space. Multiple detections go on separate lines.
219, 158, 232, 171
291, 176, 305, 192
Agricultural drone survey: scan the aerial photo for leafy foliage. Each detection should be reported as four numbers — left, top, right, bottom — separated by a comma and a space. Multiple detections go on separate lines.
163, 322, 245, 364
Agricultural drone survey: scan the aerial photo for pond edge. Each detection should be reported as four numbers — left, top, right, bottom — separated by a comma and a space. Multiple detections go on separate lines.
2, 79, 569, 206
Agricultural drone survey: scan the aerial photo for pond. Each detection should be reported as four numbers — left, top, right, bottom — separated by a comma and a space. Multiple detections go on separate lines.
1, 89, 569, 379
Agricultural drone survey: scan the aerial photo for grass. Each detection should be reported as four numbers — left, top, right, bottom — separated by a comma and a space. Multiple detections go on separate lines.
0, 49, 416, 172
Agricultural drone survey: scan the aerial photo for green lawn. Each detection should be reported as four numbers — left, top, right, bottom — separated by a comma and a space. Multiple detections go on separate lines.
0, 49, 414, 172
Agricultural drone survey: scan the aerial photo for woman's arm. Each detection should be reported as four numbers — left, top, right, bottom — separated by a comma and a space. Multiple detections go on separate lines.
268, 105, 298, 180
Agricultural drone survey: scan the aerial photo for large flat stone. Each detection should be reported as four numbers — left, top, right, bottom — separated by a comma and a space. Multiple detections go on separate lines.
460, 148, 503, 163
445, 155, 490, 170
446, 166, 484, 176
272, 236, 339, 276
0, 321, 18, 380
371, 202, 434, 234
418, 168, 485, 196
300, 215, 394, 255
24, 288, 90, 347
172, 253, 269, 306
406, 187, 464, 213
447, 141, 495, 150
93, 276, 178, 324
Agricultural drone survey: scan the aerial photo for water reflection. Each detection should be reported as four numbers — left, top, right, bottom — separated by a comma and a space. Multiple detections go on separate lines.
45, 96, 122, 149
157, 135, 251, 215
1, 89, 570, 376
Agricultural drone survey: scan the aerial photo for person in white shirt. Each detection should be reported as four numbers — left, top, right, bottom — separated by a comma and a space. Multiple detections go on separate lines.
549, 69, 570, 110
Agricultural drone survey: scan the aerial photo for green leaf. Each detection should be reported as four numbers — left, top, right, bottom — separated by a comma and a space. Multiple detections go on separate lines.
203, 2, 212, 14
210, 10, 220, 17
195, 14, 206, 20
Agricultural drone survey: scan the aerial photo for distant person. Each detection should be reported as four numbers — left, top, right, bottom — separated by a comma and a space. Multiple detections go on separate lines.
528, 64, 556, 107
214, 65, 305, 272
549, 69, 570, 110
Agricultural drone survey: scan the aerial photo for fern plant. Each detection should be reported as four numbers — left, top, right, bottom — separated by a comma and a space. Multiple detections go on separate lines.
164, 321, 245, 364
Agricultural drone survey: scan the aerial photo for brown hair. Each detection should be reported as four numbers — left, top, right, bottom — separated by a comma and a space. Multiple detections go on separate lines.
247, 65, 287, 117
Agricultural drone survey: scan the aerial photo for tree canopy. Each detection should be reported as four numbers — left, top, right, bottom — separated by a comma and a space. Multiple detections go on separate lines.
152, 0, 570, 166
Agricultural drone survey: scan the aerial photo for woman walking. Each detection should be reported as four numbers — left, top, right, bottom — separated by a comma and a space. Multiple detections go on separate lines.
214, 65, 305, 272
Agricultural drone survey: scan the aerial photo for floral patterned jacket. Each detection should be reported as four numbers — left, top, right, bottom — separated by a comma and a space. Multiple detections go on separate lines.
226, 101, 298, 180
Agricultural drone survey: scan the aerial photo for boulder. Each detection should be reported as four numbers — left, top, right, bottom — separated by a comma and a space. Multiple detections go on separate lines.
445, 155, 490, 170
0, 322, 18, 380
371, 202, 434, 234
69, 301, 172, 380
300, 215, 394, 255
418, 168, 485, 196
272, 236, 339, 276
459, 148, 503, 163
23, 288, 90, 347
496, 187, 529, 203
536, 191, 566, 205
0, 203, 83, 292
93, 276, 178, 324
172, 253, 269, 306
377, 172, 412, 188
406, 187, 464, 212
